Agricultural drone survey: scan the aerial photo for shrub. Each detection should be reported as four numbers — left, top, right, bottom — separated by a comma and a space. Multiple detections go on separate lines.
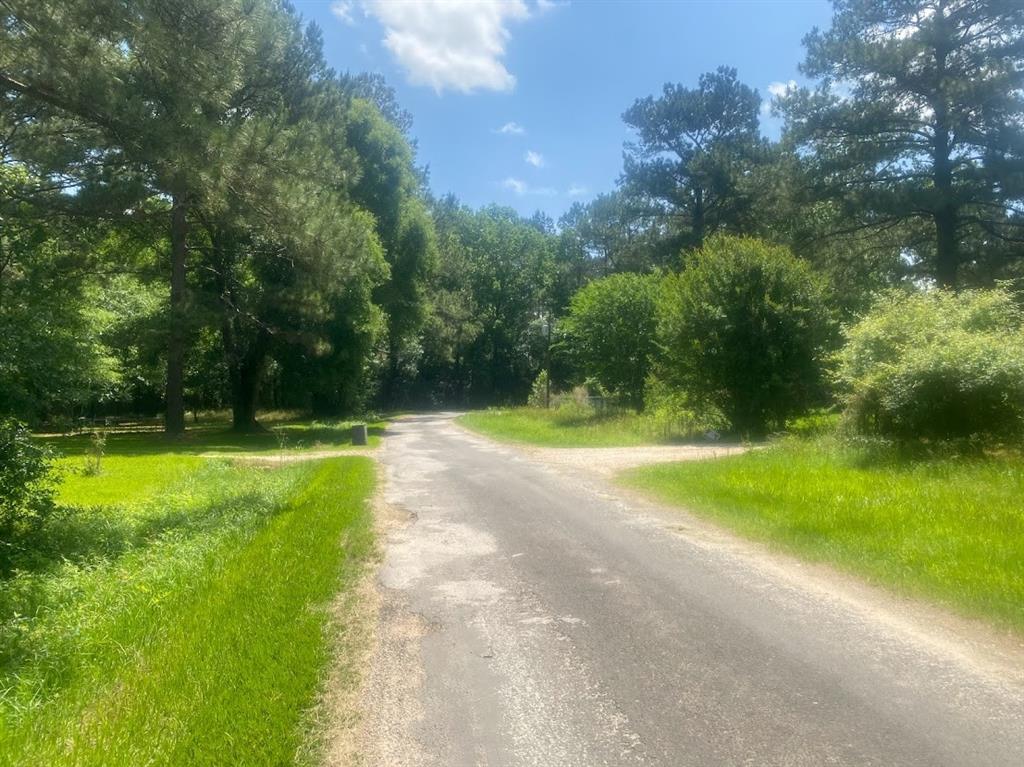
836, 288, 1024, 441
561, 272, 661, 408
657, 235, 833, 436
527, 370, 551, 408
0, 418, 58, 542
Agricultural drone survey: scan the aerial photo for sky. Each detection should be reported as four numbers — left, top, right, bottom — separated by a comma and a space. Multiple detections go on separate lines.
292, 0, 835, 220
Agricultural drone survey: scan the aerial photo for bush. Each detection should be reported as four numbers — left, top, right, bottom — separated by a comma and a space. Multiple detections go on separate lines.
0, 418, 58, 543
657, 235, 833, 436
836, 288, 1024, 441
561, 272, 661, 408
527, 370, 551, 408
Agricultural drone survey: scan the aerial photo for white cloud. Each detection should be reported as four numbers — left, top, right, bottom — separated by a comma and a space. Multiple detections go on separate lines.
567, 183, 588, 197
330, 1, 356, 25
767, 80, 797, 99
503, 177, 556, 196
503, 177, 527, 195
363, 0, 531, 93
496, 121, 525, 135
524, 150, 545, 167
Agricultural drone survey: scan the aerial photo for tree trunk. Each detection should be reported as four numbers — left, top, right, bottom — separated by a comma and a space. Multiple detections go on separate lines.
931, 14, 959, 288
165, 189, 188, 436
934, 207, 959, 288
229, 329, 271, 433
932, 107, 959, 287
692, 186, 706, 249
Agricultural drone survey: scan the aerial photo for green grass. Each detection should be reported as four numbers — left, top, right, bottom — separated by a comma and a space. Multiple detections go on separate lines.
459, 406, 698, 447
621, 437, 1024, 632
55, 454, 206, 507
0, 435, 376, 764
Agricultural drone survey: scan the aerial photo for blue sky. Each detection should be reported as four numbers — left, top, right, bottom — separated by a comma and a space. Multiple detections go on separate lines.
292, 1, 834, 220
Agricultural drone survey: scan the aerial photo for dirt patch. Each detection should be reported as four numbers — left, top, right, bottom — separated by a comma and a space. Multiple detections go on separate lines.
305, 537, 379, 767
519, 444, 747, 477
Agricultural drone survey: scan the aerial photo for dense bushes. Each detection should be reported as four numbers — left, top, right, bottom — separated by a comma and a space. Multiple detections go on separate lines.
552, 237, 1024, 444
0, 419, 57, 545
837, 288, 1024, 441
560, 273, 660, 408
656, 236, 832, 436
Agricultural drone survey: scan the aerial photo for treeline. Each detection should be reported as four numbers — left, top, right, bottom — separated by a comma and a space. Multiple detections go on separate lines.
1, 0, 1023, 437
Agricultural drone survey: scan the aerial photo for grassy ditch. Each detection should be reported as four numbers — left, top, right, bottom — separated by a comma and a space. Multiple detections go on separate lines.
0, 448, 375, 765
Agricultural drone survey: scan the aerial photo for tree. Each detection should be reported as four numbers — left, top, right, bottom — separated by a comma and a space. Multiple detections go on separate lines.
195, 72, 389, 429
657, 235, 833, 435
1, 0, 327, 434
561, 273, 661, 408
745, 142, 912, 315
783, 0, 1024, 287
622, 67, 764, 251
342, 97, 436, 408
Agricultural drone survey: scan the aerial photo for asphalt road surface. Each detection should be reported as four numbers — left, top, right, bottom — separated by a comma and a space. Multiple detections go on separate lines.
358, 413, 1024, 767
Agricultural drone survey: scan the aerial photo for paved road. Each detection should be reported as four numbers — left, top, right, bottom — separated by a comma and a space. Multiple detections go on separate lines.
359, 413, 1024, 766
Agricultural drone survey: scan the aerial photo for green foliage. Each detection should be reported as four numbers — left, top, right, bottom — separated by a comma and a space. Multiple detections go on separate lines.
836, 288, 1024, 441
344, 97, 437, 405
0, 420, 57, 545
657, 235, 832, 435
644, 374, 728, 439
561, 272, 661, 407
415, 200, 555, 405
621, 436, 1024, 632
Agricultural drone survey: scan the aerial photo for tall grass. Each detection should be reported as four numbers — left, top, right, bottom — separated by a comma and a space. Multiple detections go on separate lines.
0, 457, 375, 765
621, 437, 1024, 632
459, 405, 712, 447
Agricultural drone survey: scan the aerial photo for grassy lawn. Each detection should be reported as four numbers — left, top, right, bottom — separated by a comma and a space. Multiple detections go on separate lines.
0, 423, 378, 765
459, 406, 700, 447
621, 438, 1024, 633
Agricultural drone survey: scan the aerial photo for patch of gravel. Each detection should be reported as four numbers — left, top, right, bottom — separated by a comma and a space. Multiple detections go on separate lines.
519, 444, 747, 477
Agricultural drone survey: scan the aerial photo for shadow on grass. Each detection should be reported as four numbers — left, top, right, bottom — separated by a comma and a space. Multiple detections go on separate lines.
39, 422, 387, 458
1, 485, 277, 579
0, 483, 292, 701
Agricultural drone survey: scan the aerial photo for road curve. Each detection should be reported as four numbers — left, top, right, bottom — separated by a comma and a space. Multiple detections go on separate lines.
357, 413, 1024, 766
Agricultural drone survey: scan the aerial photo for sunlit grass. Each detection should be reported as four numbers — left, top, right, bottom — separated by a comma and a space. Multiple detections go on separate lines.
55, 454, 205, 507
620, 437, 1024, 632
459, 406, 700, 447
0, 432, 376, 764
